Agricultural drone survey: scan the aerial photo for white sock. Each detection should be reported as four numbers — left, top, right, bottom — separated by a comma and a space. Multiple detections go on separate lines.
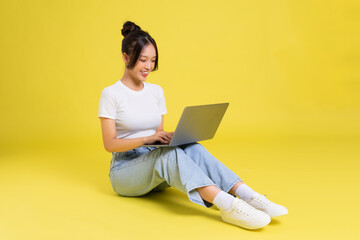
235, 183, 255, 202
213, 191, 235, 211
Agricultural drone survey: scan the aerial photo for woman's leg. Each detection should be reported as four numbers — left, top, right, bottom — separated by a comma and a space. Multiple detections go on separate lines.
197, 185, 221, 203
179, 143, 242, 194
229, 181, 244, 195
110, 147, 273, 229
110, 146, 220, 207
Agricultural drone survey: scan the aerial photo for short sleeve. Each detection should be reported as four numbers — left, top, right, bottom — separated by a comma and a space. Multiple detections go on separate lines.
158, 86, 167, 115
98, 88, 117, 119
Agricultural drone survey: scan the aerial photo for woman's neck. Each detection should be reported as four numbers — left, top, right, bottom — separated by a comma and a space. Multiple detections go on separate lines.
121, 72, 144, 91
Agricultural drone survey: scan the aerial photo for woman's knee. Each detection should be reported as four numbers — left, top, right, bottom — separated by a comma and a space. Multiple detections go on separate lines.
156, 147, 190, 167
181, 143, 211, 160
181, 142, 205, 153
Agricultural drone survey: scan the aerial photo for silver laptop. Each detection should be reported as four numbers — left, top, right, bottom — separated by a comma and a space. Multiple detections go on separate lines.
142, 103, 229, 147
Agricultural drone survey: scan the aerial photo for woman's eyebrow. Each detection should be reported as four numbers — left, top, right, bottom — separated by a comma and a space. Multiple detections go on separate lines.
140, 55, 157, 58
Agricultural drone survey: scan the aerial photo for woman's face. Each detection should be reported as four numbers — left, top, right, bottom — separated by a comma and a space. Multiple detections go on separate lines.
125, 44, 157, 82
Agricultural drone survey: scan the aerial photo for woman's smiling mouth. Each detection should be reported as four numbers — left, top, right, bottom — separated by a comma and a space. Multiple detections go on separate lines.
141, 71, 149, 77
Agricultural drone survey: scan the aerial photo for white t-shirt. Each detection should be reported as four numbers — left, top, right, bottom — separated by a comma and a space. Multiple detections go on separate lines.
98, 80, 167, 139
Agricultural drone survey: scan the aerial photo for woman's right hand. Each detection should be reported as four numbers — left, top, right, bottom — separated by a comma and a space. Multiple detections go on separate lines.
144, 131, 174, 144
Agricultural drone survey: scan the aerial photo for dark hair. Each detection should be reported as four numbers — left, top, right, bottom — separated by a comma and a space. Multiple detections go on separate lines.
121, 21, 158, 71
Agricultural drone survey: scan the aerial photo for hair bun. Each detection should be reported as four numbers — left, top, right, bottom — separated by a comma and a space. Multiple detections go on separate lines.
121, 21, 141, 38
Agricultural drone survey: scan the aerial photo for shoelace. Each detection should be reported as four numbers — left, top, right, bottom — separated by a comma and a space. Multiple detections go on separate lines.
255, 194, 270, 206
233, 199, 257, 217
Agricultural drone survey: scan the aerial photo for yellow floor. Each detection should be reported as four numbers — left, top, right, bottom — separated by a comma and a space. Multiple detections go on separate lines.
1, 136, 359, 240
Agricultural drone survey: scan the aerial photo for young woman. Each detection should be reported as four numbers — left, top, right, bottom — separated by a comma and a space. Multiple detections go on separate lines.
98, 21, 288, 230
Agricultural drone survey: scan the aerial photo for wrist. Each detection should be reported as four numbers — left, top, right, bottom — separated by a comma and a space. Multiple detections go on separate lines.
143, 136, 151, 145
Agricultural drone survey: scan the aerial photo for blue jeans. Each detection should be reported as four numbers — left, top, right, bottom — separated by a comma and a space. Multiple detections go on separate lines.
109, 143, 242, 207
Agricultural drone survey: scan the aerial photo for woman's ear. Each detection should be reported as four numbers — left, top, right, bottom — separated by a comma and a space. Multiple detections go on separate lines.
122, 53, 129, 66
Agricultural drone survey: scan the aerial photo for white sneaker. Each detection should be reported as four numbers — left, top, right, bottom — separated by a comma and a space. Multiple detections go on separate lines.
220, 198, 271, 229
247, 192, 288, 217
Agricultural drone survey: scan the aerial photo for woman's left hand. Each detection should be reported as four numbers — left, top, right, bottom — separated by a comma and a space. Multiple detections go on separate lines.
156, 131, 173, 143
163, 131, 174, 142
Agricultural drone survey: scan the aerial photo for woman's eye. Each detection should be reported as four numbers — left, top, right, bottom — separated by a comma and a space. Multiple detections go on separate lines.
140, 60, 146, 62
151, 60, 156, 63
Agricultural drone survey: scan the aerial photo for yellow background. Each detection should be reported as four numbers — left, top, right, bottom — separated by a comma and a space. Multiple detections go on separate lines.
0, 0, 359, 239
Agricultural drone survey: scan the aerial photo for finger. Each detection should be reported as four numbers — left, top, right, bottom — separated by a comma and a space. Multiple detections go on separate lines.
155, 135, 165, 143
158, 131, 166, 137
157, 132, 170, 143
162, 133, 171, 141
156, 132, 165, 138
162, 135, 170, 143
158, 136, 168, 143
163, 131, 172, 137
163, 134, 171, 142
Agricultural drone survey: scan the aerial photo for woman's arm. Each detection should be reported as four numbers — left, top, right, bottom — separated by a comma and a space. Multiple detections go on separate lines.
100, 116, 172, 153
156, 115, 164, 132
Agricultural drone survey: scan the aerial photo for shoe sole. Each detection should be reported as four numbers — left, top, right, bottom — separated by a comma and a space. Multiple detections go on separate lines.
221, 214, 271, 230
267, 211, 288, 218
